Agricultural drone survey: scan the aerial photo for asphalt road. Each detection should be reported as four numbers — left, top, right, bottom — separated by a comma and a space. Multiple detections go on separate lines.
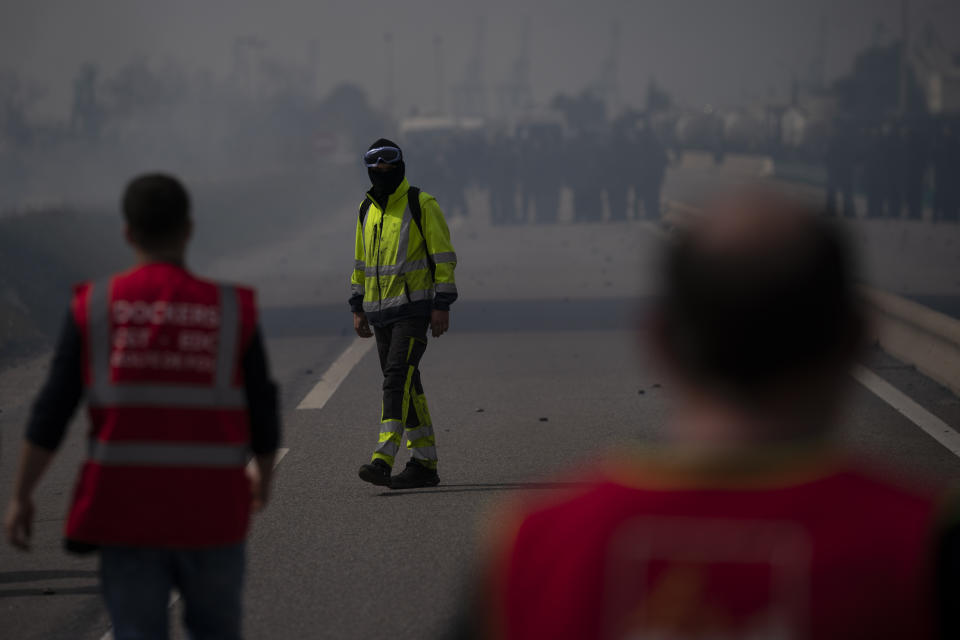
1, 161, 959, 639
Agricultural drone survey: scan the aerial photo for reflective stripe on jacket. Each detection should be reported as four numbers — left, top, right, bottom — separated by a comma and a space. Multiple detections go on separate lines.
65, 263, 257, 547
351, 178, 457, 325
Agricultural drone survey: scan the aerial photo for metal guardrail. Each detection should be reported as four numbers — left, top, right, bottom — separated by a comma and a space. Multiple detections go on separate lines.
863, 286, 960, 397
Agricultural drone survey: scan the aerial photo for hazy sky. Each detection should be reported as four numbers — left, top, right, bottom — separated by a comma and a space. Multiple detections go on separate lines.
2, 0, 957, 119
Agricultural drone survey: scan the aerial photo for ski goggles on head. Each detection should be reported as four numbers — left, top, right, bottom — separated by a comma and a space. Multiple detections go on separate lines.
363, 146, 403, 167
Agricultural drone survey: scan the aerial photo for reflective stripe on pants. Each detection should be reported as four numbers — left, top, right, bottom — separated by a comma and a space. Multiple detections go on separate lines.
373, 419, 403, 465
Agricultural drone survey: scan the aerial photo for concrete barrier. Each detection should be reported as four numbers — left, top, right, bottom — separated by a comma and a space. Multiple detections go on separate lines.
863, 286, 960, 397
677, 151, 775, 177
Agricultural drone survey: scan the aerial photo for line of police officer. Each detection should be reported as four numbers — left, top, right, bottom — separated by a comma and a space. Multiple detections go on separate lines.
405, 120, 669, 226
825, 116, 960, 222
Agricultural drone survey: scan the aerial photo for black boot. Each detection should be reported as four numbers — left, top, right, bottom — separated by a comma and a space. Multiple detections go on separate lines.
390, 459, 440, 490
358, 459, 392, 486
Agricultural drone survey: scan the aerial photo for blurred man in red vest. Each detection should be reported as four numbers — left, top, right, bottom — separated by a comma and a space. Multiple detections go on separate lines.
4, 174, 280, 640
459, 191, 959, 639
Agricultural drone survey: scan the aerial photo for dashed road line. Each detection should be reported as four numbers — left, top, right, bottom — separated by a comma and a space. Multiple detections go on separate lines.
296, 337, 375, 410
247, 447, 290, 473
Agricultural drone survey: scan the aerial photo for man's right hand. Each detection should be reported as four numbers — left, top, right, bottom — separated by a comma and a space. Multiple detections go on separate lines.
5, 443, 54, 552
353, 312, 373, 338
5, 497, 35, 551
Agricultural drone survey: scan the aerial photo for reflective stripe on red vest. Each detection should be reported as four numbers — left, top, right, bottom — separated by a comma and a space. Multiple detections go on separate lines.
66, 265, 255, 547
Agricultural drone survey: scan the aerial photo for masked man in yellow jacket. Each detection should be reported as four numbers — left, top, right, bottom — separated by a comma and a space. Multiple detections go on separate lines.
350, 138, 458, 489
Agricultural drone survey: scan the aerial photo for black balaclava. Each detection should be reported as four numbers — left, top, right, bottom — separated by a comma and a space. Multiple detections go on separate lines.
367, 138, 406, 203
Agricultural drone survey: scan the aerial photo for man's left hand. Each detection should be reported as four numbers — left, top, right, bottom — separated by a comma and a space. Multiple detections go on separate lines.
431, 310, 450, 338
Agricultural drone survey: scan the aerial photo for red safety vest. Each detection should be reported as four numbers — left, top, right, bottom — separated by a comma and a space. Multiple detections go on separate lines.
65, 263, 257, 547
489, 452, 943, 640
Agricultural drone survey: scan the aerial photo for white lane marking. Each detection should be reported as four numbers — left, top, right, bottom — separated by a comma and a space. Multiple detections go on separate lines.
297, 337, 375, 410
853, 366, 960, 458
644, 200, 960, 457
99, 447, 291, 640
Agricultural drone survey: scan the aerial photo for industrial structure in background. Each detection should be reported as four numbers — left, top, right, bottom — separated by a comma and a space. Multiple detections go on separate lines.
1, 10, 959, 221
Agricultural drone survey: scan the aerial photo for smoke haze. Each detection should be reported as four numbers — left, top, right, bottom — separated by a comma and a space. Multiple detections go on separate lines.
4, 0, 957, 119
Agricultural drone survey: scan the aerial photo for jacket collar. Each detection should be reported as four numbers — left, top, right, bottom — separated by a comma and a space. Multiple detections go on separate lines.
368, 178, 410, 210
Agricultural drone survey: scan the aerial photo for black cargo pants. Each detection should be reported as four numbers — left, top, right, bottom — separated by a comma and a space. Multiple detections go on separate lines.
369, 316, 437, 469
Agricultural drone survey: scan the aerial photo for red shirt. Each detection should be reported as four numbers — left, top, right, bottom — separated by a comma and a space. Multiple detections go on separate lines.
487, 449, 944, 640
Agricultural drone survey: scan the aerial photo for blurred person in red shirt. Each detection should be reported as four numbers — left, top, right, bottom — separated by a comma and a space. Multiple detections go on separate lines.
454, 190, 960, 640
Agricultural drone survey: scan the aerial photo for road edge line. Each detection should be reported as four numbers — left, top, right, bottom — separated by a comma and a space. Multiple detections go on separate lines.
853, 365, 960, 458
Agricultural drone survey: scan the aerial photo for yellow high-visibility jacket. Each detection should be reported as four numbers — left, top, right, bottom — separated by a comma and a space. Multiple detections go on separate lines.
349, 178, 457, 325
